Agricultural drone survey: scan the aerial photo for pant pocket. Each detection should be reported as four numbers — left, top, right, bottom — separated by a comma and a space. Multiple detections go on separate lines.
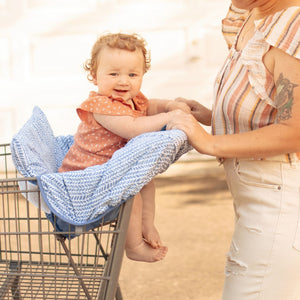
234, 159, 282, 190
293, 188, 300, 252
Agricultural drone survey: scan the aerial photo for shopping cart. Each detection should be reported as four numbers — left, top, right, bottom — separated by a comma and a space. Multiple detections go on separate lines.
0, 143, 133, 300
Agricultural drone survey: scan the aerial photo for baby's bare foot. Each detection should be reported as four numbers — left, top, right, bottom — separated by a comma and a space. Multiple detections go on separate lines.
126, 241, 168, 263
143, 224, 162, 249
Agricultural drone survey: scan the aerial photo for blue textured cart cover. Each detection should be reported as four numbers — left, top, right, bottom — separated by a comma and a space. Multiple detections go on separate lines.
11, 106, 191, 226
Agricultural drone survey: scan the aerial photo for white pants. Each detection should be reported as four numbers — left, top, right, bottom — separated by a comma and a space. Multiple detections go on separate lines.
222, 158, 300, 300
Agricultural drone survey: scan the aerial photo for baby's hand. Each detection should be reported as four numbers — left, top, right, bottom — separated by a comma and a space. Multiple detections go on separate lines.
175, 97, 212, 126
166, 100, 191, 114
175, 97, 199, 112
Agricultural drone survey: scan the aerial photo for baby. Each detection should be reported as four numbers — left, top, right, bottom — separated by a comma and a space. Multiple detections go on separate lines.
59, 33, 190, 262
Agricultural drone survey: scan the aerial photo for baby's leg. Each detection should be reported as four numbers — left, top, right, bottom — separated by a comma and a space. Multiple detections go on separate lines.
140, 180, 161, 249
125, 192, 167, 262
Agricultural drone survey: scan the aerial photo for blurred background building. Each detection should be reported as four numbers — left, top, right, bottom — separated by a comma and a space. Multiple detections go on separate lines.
0, 0, 230, 143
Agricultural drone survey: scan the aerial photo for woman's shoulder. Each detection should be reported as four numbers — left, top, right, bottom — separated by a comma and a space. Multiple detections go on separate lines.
222, 4, 250, 49
256, 6, 300, 59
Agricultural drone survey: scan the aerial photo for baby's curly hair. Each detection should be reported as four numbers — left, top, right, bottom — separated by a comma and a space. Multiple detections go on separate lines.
84, 33, 151, 81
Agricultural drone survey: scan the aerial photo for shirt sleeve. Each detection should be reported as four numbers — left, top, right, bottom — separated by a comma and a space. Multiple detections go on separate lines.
132, 92, 149, 115
256, 7, 300, 60
221, 4, 250, 49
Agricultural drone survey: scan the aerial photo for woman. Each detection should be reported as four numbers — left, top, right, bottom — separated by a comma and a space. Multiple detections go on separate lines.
167, 0, 300, 299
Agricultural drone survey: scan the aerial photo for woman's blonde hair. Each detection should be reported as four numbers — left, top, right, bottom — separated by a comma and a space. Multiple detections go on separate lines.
84, 33, 151, 81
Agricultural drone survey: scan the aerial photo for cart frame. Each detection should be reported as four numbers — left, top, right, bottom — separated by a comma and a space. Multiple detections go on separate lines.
0, 143, 133, 300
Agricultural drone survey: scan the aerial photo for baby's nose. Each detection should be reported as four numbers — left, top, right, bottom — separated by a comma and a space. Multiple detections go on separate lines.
118, 75, 129, 84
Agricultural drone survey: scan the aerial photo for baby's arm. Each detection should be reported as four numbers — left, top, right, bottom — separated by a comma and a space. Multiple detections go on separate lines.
147, 99, 191, 115
93, 111, 179, 140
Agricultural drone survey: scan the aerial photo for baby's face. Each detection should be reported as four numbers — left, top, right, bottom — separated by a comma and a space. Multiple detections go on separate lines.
93, 46, 145, 102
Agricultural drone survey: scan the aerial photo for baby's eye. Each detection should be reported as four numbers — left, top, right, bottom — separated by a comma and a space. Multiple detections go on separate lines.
129, 73, 137, 77
109, 72, 118, 76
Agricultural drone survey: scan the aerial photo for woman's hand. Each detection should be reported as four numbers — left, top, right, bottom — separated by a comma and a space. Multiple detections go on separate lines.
175, 97, 212, 126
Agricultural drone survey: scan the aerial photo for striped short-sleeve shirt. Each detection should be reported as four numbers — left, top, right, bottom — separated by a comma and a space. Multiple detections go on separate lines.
212, 5, 300, 162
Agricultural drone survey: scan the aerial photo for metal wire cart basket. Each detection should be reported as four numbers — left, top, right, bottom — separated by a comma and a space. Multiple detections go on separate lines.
0, 143, 133, 300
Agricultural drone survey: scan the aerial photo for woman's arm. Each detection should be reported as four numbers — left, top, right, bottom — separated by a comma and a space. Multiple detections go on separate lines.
93, 110, 179, 140
167, 49, 300, 159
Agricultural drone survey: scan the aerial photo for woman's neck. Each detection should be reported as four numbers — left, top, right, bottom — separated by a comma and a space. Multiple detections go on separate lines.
253, 0, 300, 19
